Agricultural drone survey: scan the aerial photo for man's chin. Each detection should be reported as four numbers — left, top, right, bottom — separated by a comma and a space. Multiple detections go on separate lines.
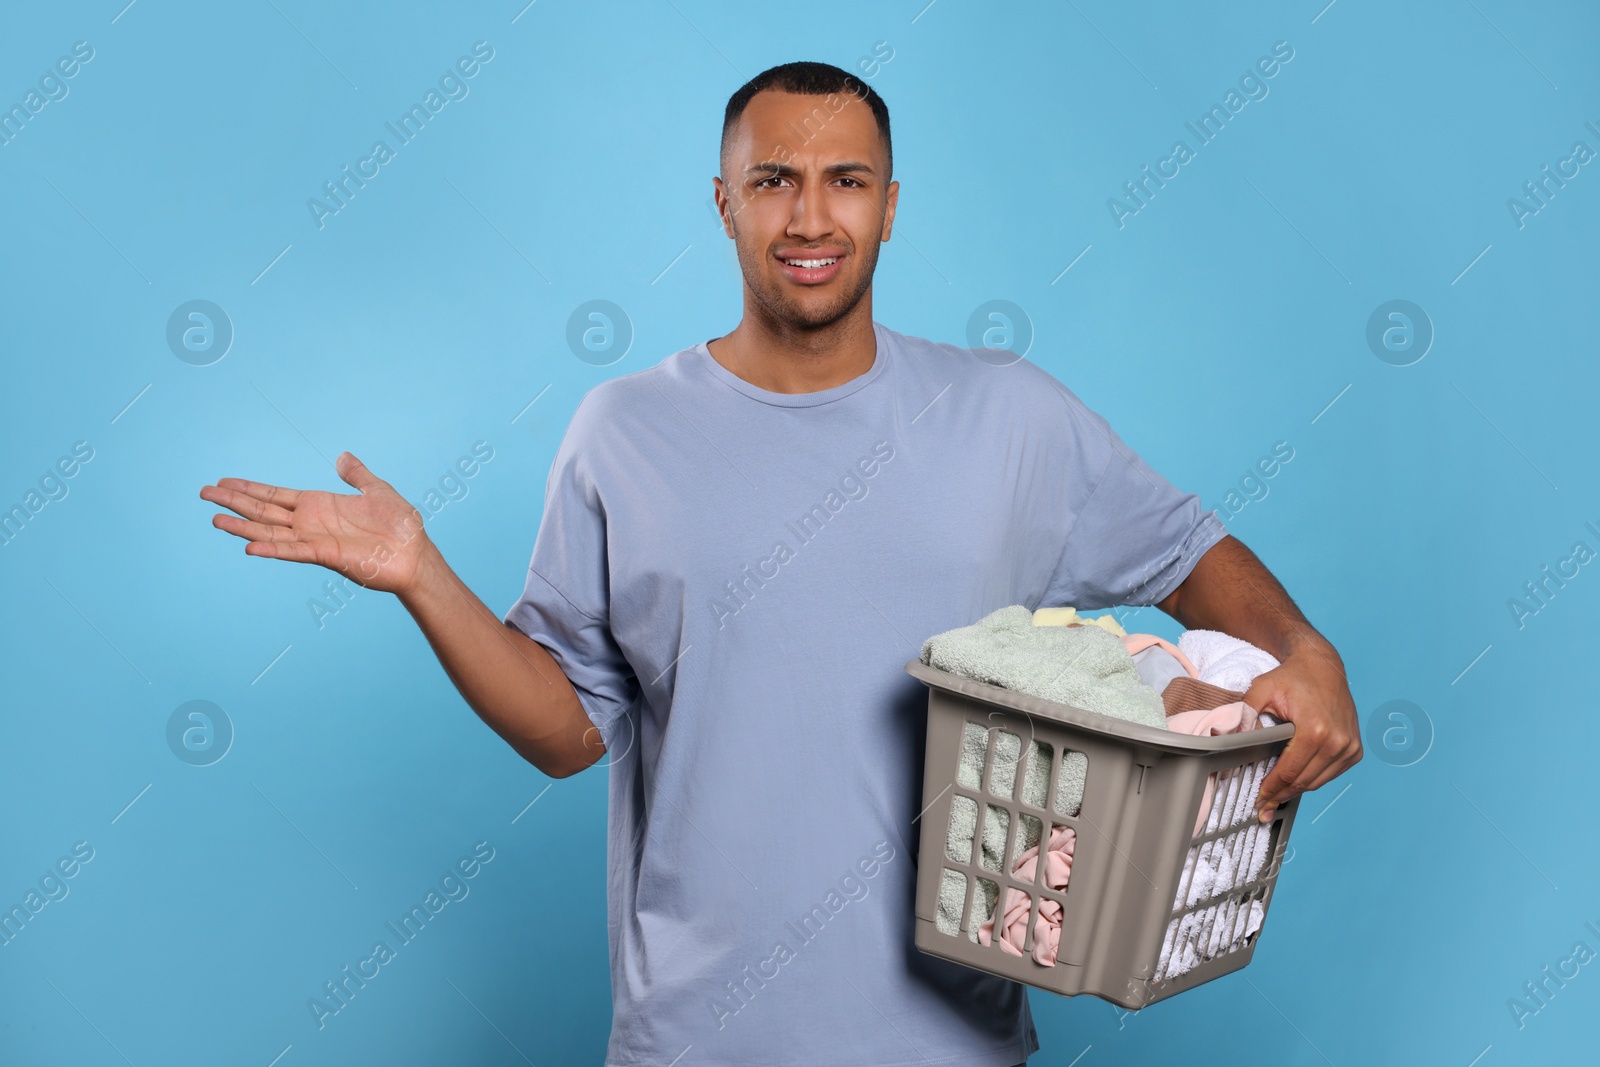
768, 289, 862, 330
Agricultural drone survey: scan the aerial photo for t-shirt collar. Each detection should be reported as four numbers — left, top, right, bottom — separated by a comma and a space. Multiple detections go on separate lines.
694, 320, 889, 408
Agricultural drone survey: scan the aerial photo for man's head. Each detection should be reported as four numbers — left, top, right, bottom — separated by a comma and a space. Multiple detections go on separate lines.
715, 62, 898, 332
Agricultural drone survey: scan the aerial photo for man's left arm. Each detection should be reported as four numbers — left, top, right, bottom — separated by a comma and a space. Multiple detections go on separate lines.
1156, 534, 1361, 823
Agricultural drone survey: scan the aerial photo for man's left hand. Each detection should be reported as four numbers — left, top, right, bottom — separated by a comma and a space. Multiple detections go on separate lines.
1243, 642, 1362, 823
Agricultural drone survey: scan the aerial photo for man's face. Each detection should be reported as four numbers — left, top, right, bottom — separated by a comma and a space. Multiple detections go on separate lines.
715, 89, 898, 331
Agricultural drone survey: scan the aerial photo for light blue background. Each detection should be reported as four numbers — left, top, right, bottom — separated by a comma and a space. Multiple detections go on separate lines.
2, 1, 1595, 1064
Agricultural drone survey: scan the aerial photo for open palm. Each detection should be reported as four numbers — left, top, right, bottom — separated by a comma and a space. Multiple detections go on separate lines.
200, 452, 429, 595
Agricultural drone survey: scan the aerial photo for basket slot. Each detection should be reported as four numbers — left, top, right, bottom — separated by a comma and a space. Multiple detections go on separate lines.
981, 805, 1010, 873
968, 876, 998, 943
1017, 884, 1045, 960
987, 728, 1022, 800
956, 722, 987, 790
1014, 812, 1043, 872
947, 794, 978, 864
1053, 750, 1089, 817
936, 868, 966, 937
1222, 754, 1263, 826
982, 727, 1000, 795
1171, 836, 1202, 912
1021, 740, 1051, 811
1197, 896, 1228, 963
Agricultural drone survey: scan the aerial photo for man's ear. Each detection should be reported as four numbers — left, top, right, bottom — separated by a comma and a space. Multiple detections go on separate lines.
880, 179, 899, 242
712, 176, 738, 239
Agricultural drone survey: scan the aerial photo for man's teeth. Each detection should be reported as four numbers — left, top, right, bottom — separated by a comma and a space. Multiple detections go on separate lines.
786, 257, 838, 268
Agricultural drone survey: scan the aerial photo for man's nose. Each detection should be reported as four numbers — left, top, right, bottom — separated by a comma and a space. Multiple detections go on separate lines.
787, 178, 835, 239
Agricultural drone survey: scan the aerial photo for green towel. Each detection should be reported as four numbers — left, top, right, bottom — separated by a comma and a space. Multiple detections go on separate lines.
920, 604, 1168, 729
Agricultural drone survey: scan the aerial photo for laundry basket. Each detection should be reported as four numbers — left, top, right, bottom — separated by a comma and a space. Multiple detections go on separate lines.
905, 658, 1301, 1009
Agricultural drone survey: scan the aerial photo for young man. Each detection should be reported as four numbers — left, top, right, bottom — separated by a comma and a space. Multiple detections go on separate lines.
202, 61, 1358, 1067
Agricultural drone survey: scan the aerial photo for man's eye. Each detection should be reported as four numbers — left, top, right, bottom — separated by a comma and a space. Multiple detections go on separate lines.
755, 176, 785, 189
837, 177, 862, 187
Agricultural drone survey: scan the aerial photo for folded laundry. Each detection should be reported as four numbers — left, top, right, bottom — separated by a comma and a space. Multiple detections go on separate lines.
920, 605, 1167, 730
977, 824, 1075, 964
1178, 629, 1280, 692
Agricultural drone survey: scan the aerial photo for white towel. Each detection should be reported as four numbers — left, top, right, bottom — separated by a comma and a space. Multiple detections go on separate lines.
1159, 897, 1259, 980
1178, 629, 1280, 693
1167, 911, 1200, 977
1158, 915, 1180, 974
1156, 735, 1286, 982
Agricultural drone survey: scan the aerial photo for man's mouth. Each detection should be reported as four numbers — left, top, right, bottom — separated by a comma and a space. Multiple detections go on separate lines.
776, 250, 846, 284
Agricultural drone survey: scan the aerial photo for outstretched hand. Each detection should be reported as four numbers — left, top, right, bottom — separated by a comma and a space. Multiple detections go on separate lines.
200, 452, 435, 597
1242, 643, 1362, 823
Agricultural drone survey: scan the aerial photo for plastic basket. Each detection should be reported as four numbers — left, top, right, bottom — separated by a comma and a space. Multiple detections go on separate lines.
905, 657, 1300, 1009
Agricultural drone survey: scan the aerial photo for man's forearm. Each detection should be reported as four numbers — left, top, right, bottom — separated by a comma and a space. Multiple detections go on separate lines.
1157, 535, 1338, 667
397, 546, 603, 778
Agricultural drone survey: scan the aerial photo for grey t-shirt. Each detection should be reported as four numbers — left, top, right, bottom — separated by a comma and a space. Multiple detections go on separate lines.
504, 320, 1226, 1066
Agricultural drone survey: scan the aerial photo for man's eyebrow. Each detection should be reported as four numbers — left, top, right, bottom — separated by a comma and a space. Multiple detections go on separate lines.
744, 160, 876, 177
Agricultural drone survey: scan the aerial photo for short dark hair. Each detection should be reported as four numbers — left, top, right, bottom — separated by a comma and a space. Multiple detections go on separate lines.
721, 61, 892, 180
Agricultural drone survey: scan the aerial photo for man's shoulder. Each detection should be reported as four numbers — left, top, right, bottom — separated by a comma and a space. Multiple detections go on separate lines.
568, 343, 701, 422
880, 321, 1077, 411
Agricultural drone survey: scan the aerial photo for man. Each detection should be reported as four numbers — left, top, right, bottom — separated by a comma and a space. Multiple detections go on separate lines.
201, 61, 1358, 1067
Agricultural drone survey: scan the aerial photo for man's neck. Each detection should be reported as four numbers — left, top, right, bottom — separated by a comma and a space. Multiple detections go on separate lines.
706, 300, 877, 394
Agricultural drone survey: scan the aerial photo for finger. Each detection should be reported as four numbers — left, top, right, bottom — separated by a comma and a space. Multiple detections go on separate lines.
201, 485, 293, 526
1241, 676, 1283, 718
212, 513, 298, 543
1280, 747, 1343, 803
1259, 734, 1351, 820
244, 539, 321, 563
214, 477, 300, 510
1301, 739, 1363, 794
1256, 734, 1315, 821
336, 452, 384, 494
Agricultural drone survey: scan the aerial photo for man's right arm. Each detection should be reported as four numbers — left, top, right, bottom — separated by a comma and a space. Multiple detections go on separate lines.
398, 546, 605, 778
200, 451, 604, 779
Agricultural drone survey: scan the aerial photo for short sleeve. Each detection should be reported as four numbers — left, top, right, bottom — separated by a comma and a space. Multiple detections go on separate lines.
1038, 383, 1228, 611
502, 398, 639, 746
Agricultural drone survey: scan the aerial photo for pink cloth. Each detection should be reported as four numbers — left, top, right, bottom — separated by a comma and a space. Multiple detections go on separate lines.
977, 825, 1076, 964
1121, 633, 1202, 678
1166, 701, 1265, 836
